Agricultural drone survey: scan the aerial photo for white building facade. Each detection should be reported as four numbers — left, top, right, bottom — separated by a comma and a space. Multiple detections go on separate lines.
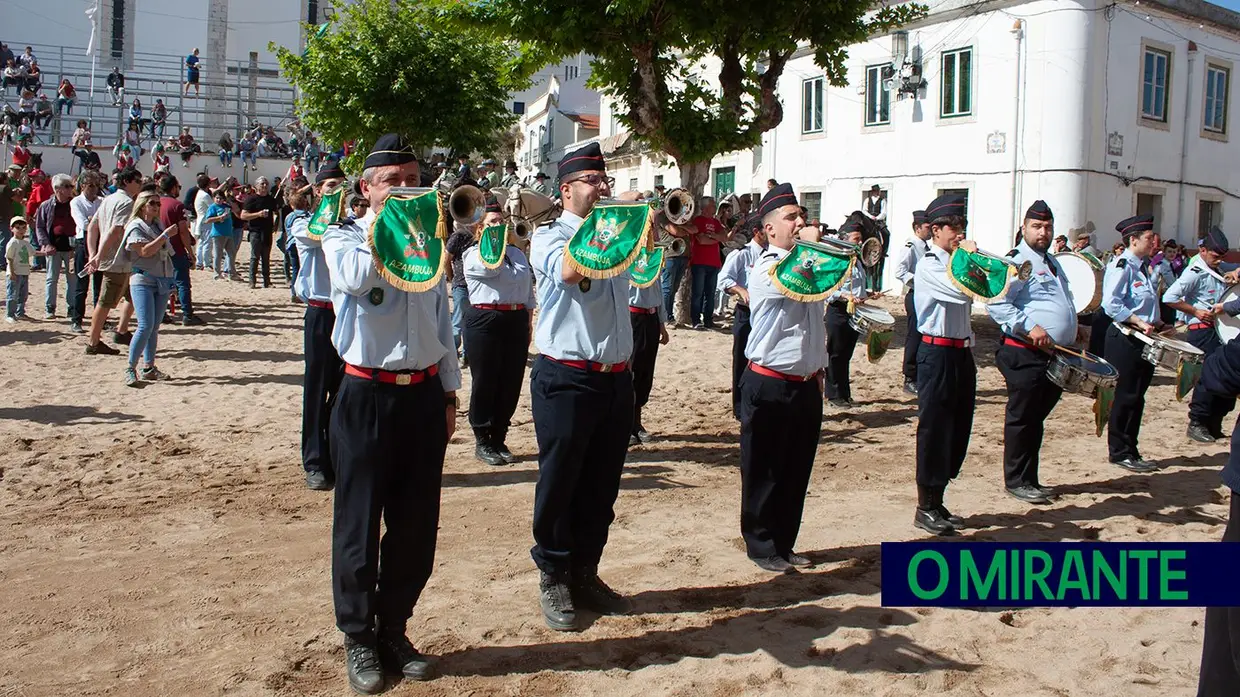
574, 0, 1240, 288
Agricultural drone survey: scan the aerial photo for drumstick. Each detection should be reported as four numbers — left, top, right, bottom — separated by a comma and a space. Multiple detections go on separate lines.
1052, 344, 1089, 359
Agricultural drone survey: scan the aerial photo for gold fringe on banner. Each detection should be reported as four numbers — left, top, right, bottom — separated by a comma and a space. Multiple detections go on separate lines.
944, 265, 1015, 305
768, 255, 855, 303
564, 205, 652, 280
366, 197, 447, 294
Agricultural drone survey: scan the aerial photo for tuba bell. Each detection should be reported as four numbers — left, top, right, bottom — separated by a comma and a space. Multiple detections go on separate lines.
659, 188, 695, 225
654, 236, 688, 257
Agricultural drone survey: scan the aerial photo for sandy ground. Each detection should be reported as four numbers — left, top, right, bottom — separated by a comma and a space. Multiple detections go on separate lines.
0, 257, 1229, 697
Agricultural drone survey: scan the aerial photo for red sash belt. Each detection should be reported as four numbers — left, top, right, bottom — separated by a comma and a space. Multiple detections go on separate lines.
344, 363, 438, 386
1003, 337, 1036, 350
629, 306, 658, 315
1187, 322, 1214, 330
748, 361, 814, 382
306, 299, 332, 309
545, 356, 627, 373
473, 303, 525, 311
922, 336, 969, 348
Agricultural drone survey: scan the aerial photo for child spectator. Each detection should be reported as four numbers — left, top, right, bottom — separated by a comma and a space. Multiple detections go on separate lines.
5, 216, 39, 321
203, 188, 235, 279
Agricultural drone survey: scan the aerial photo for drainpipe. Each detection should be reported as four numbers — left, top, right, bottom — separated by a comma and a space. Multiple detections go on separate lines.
1177, 41, 1197, 239
1009, 19, 1025, 236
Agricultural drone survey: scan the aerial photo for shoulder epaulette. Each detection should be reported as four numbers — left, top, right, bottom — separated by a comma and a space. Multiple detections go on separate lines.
761, 251, 778, 259
905, 240, 913, 248
1116, 258, 1127, 269
1006, 249, 1018, 258
924, 250, 936, 257
1187, 265, 1200, 274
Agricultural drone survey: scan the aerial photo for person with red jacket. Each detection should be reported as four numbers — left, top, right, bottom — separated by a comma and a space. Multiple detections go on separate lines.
688, 196, 728, 329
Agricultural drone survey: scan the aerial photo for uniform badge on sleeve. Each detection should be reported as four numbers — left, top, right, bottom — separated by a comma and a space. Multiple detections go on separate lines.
578, 278, 592, 293
368, 287, 384, 306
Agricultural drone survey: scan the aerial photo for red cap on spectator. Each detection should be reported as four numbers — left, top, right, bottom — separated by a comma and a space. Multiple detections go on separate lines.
29, 169, 46, 178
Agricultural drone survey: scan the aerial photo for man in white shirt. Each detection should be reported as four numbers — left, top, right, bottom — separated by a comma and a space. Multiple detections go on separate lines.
861, 185, 889, 291
70, 171, 105, 332
193, 174, 214, 268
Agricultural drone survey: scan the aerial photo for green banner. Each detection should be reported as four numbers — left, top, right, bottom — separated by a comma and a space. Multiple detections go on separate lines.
768, 242, 854, 302
629, 246, 664, 288
368, 190, 447, 292
1094, 384, 1115, 437
478, 224, 506, 269
1177, 361, 1202, 402
307, 188, 345, 242
866, 329, 893, 364
947, 248, 1014, 303
565, 202, 652, 279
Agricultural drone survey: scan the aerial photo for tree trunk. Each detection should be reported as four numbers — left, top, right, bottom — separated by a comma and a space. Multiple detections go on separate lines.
672, 160, 712, 326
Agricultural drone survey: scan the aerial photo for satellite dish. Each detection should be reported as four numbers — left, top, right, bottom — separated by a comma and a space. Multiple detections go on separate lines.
882, 79, 895, 91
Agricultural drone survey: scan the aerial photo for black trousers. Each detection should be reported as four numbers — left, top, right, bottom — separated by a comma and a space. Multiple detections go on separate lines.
825, 302, 859, 402
1105, 325, 1156, 462
1088, 309, 1112, 357
1198, 491, 1240, 697
995, 343, 1063, 488
529, 356, 634, 573
916, 344, 976, 491
738, 368, 822, 559
330, 373, 447, 641
73, 241, 102, 319
731, 304, 751, 419
902, 290, 920, 382
629, 309, 661, 432
1188, 327, 1236, 432
249, 231, 272, 285
464, 307, 529, 446
302, 305, 342, 475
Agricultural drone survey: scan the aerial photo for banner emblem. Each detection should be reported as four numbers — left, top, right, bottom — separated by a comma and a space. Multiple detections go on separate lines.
368, 190, 448, 292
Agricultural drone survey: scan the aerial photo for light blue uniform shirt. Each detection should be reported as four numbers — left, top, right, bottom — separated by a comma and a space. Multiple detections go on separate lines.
320, 210, 462, 390
827, 258, 867, 304
717, 240, 764, 302
985, 240, 1078, 345
462, 244, 536, 308
628, 281, 667, 324
894, 236, 928, 290
1163, 255, 1238, 324
530, 210, 633, 363
743, 244, 829, 376
914, 243, 974, 340
1102, 249, 1159, 325
289, 212, 331, 303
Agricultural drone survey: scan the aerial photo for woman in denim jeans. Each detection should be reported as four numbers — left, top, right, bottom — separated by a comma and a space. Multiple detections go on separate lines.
218, 132, 234, 167
120, 191, 177, 386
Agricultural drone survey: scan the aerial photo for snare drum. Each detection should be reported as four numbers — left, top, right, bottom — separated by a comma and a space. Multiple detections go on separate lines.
1054, 252, 1103, 315
1217, 283, 1240, 344
849, 305, 895, 363
1046, 350, 1117, 397
1133, 333, 1204, 372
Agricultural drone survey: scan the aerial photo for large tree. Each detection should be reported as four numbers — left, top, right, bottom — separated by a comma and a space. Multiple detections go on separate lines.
442, 0, 925, 195
272, 0, 538, 170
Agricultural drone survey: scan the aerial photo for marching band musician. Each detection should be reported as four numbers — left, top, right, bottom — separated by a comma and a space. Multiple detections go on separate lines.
527, 142, 635, 631
912, 194, 979, 535
985, 201, 1078, 506
1164, 226, 1239, 444
823, 219, 870, 408
1101, 214, 1162, 473
718, 216, 767, 419
628, 254, 670, 446
320, 134, 460, 692
739, 183, 826, 573
894, 210, 930, 395
292, 159, 346, 492
461, 196, 536, 465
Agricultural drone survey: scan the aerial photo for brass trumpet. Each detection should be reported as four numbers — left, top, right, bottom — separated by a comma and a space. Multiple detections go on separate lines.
657, 188, 696, 225
654, 236, 689, 257
388, 183, 490, 226
972, 246, 1033, 280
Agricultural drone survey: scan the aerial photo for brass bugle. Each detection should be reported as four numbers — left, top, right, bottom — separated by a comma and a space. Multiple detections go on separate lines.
388, 185, 488, 226
799, 237, 860, 257
973, 246, 1033, 280
512, 220, 534, 242
654, 236, 688, 257
660, 188, 695, 225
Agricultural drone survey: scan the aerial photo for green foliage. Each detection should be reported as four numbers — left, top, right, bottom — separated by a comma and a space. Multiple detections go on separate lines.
441, 0, 926, 167
271, 0, 537, 171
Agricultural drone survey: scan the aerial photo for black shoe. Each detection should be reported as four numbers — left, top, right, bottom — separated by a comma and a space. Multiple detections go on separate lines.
86, 341, 120, 356
113, 330, 132, 345
1033, 484, 1056, 498
636, 428, 651, 443
785, 553, 813, 568
914, 508, 957, 536
571, 568, 632, 615
1111, 457, 1158, 473
343, 637, 384, 695
162, 313, 175, 324
305, 470, 334, 491
1210, 425, 1229, 440
496, 443, 515, 463
1006, 485, 1052, 505
629, 433, 641, 447
182, 315, 205, 326
903, 380, 918, 396
69, 321, 84, 334
539, 571, 578, 631
1187, 422, 1215, 443
935, 505, 965, 527
828, 398, 850, 408
752, 555, 796, 573
475, 443, 505, 466
376, 630, 433, 682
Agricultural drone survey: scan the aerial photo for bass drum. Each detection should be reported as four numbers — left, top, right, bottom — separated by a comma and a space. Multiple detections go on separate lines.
1218, 283, 1240, 344
1054, 251, 1103, 315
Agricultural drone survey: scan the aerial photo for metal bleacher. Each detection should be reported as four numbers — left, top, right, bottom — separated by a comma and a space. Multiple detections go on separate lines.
5, 41, 298, 151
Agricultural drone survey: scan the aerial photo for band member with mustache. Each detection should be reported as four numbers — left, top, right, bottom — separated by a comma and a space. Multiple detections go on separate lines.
461, 195, 535, 465
738, 183, 826, 573
912, 195, 979, 535
320, 134, 461, 693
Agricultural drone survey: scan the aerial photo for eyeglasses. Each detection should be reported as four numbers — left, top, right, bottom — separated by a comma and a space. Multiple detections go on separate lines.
568, 174, 614, 189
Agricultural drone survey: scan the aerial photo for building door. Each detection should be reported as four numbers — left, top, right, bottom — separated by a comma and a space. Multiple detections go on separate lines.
713, 167, 736, 200
1199, 199, 1220, 239
1136, 193, 1163, 231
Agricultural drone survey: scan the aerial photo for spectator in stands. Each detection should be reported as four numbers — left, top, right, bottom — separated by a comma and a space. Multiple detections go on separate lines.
164, 135, 180, 153
24, 62, 41, 93
218, 132, 234, 167
284, 155, 304, 183
115, 145, 136, 171
456, 154, 471, 180
73, 121, 91, 148
34, 173, 78, 323
152, 143, 171, 175
10, 135, 32, 170
127, 99, 147, 133
0, 44, 12, 69
17, 47, 36, 70
106, 67, 125, 106
74, 144, 102, 174
16, 89, 36, 124
2, 60, 23, 94
34, 93, 52, 130
151, 99, 167, 139
123, 123, 144, 158
15, 117, 34, 143
303, 135, 320, 173
183, 48, 201, 96
56, 79, 76, 115
238, 133, 256, 169
177, 127, 199, 166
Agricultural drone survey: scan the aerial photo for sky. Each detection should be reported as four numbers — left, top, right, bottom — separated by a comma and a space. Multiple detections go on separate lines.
1210, 0, 1240, 12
